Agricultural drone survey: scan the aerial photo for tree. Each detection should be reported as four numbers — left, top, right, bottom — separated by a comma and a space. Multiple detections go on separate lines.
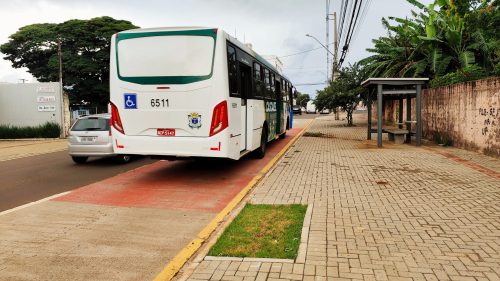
0, 17, 138, 109
295, 92, 310, 108
315, 63, 366, 126
361, 0, 499, 85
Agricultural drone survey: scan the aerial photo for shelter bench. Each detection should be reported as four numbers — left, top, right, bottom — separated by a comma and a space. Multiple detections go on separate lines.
383, 128, 408, 144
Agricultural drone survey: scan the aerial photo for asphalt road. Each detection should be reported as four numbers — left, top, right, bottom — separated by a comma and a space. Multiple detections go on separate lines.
0, 151, 156, 212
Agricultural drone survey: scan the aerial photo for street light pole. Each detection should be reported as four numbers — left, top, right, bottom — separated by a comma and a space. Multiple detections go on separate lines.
326, 0, 329, 83
305, 34, 335, 83
332, 12, 338, 81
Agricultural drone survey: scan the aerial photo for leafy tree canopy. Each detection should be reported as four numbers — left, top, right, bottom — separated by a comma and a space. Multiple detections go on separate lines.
295, 92, 310, 108
315, 63, 367, 126
0, 16, 138, 108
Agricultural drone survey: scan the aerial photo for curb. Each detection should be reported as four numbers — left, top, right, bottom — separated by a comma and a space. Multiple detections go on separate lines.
153, 120, 313, 281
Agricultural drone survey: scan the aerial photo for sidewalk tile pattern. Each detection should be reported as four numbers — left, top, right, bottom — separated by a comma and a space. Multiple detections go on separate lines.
184, 115, 500, 281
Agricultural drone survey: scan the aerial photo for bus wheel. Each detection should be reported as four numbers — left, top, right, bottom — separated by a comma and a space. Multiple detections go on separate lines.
279, 121, 287, 139
254, 127, 267, 159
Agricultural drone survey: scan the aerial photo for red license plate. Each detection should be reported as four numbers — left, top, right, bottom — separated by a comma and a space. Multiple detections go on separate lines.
157, 128, 175, 136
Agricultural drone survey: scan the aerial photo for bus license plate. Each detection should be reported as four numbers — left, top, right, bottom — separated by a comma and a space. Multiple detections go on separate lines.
157, 128, 175, 136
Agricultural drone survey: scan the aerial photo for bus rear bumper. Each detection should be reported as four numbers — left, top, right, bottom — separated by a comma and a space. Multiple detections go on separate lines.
111, 129, 235, 160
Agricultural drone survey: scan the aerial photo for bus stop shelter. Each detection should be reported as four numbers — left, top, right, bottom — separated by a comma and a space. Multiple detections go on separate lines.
361, 78, 429, 147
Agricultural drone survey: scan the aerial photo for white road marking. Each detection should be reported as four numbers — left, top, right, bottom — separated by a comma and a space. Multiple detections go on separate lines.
0, 191, 71, 217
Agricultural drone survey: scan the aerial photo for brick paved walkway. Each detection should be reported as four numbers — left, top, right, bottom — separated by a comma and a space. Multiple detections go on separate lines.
0, 139, 67, 162
182, 113, 500, 281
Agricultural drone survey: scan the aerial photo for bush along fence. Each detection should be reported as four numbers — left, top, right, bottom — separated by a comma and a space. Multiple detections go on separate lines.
0, 122, 61, 139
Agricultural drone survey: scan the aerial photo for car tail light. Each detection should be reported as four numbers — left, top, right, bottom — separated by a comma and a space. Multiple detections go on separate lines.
209, 100, 228, 136
110, 102, 125, 134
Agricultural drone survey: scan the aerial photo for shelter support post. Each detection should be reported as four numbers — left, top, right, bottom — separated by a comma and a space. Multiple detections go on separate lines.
367, 90, 372, 140
377, 84, 383, 147
406, 95, 411, 143
416, 84, 422, 146
398, 97, 403, 129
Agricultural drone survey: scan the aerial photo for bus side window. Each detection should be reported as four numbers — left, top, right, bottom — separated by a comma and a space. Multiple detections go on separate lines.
253, 62, 263, 99
227, 45, 239, 97
264, 68, 271, 99
283, 81, 290, 102
270, 73, 276, 99
281, 79, 285, 101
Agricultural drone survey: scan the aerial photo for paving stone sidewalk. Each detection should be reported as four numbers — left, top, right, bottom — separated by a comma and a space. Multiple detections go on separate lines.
0, 139, 67, 162
183, 114, 500, 281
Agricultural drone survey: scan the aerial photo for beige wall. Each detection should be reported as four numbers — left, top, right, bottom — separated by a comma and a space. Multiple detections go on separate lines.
422, 77, 499, 156
380, 77, 499, 157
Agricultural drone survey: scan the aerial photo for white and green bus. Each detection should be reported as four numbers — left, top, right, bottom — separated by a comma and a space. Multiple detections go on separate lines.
109, 27, 295, 160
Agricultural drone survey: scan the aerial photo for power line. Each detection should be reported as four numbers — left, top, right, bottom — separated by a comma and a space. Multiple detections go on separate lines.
345, 0, 364, 48
278, 46, 323, 59
283, 66, 325, 70
294, 82, 329, 86
278, 42, 335, 59
350, 0, 373, 46
338, 0, 351, 47
338, 0, 369, 67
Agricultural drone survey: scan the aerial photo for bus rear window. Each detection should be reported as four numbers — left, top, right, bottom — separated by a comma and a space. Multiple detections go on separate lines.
72, 118, 110, 131
117, 35, 215, 77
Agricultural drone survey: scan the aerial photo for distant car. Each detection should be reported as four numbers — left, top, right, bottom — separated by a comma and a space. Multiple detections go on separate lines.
320, 108, 330, 114
68, 113, 131, 164
292, 105, 302, 115
306, 101, 316, 114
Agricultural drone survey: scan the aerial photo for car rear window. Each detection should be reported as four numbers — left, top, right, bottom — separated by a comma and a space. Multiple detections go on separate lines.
71, 118, 110, 131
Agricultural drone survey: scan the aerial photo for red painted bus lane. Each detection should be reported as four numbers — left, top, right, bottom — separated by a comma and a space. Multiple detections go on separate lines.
54, 128, 301, 213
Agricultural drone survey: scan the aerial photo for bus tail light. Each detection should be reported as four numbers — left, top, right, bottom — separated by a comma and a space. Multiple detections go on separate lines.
209, 100, 228, 136
110, 102, 125, 134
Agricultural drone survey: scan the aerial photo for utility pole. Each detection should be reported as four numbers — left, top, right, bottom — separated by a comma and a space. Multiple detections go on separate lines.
57, 38, 65, 138
326, 0, 330, 83
332, 12, 338, 80
332, 11, 340, 120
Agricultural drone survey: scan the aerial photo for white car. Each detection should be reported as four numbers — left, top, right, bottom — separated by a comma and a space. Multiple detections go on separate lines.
320, 108, 330, 114
306, 101, 316, 114
68, 114, 131, 164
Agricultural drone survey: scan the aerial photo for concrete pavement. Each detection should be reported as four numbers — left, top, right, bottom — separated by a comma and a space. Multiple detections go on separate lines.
0, 139, 67, 162
181, 112, 500, 281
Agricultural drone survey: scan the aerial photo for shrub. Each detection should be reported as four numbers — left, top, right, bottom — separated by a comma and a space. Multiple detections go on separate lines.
430, 65, 488, 88
0, 122, 61, 139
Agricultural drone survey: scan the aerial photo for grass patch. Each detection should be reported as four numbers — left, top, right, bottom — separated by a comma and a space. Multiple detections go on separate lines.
0, 122, 60, 139
208, 204, 307, 259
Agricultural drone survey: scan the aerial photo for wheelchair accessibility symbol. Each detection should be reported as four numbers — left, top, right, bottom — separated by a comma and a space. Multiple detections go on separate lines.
124, 93, 137, 109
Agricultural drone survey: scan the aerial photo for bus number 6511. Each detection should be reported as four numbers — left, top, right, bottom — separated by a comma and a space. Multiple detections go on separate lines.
151, 99, 169, 107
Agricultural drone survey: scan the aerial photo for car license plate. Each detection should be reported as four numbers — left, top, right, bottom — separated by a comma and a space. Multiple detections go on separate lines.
157, 128, 175, 136
80, 136, 96, 142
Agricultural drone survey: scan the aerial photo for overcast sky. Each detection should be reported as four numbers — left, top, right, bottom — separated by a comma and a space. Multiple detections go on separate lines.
0, 0, 431, 96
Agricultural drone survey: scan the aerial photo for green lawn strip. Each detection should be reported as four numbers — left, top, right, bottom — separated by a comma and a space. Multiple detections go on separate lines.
208, 204, 307, 259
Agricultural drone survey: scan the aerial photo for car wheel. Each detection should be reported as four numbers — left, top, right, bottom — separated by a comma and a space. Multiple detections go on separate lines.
117, 155, 132, 163
72, 156, 88, 164
254, 127, 267, 159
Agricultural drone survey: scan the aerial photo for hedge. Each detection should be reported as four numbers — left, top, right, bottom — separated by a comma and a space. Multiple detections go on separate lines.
0, 122, 61, 139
